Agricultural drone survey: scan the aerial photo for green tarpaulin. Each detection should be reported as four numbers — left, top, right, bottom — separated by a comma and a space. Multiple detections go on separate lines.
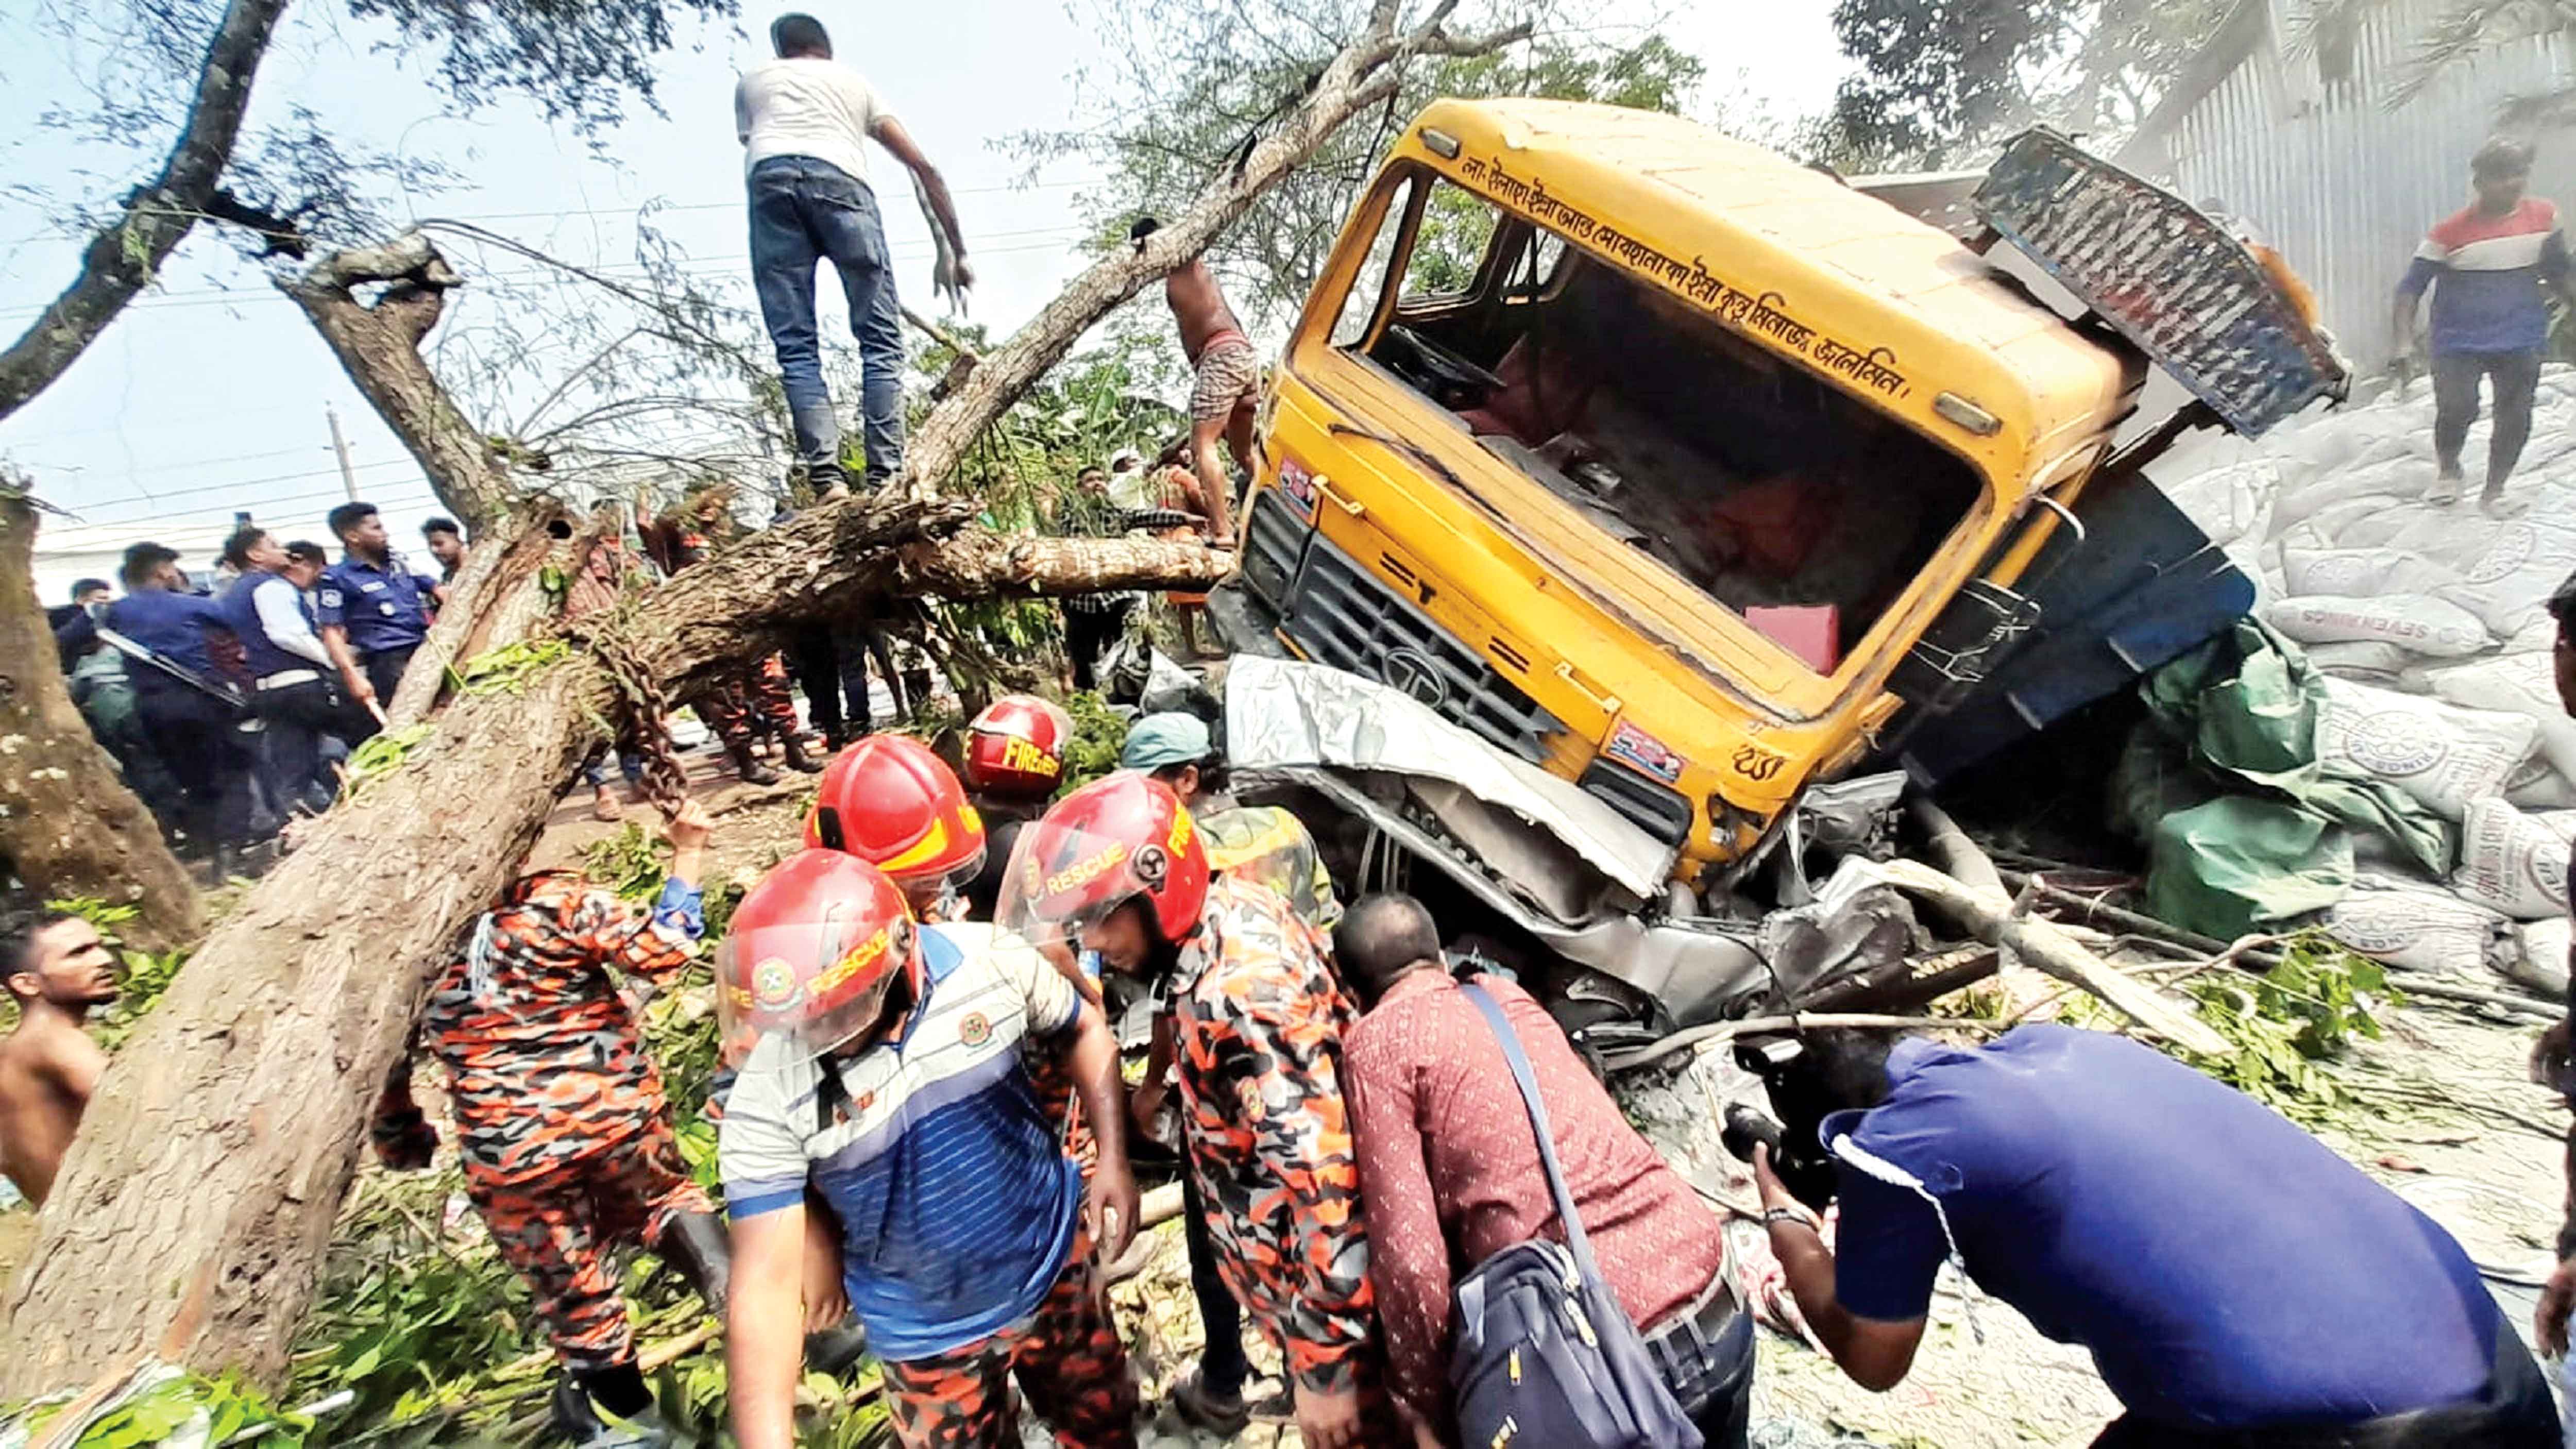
2123, 619, 2452, 939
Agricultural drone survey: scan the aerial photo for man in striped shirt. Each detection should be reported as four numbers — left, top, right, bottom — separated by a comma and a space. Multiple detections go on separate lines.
717, 851, 1139, 1449
2395, 137, 2576, 514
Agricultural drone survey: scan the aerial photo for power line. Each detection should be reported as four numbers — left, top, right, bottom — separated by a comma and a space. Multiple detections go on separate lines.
0, 226, 1098, 322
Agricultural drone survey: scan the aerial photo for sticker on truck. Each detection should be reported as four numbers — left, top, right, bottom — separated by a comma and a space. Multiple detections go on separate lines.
1605, 720, 1684, 784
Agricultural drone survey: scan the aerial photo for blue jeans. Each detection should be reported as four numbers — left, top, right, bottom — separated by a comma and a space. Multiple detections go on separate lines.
748, 156, 905, 484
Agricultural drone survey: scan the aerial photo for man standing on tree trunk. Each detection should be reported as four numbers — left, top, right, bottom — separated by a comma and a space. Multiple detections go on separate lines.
1131, 215, 1253, 548
738, 12, 972, 491
317, 501, 446, 729
0, 908, 115, 1207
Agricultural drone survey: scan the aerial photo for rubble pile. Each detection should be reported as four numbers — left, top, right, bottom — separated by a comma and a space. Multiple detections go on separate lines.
2149, 369, 2576, 999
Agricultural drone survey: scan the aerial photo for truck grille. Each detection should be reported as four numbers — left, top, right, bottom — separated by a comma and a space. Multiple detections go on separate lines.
1279, 530, 1566, 764
1577, 759, 1695, 847
1240, 493, 1307, 608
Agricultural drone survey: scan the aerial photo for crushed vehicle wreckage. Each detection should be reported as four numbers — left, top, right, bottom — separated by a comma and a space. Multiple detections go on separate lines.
1173, 105, 2352, 1052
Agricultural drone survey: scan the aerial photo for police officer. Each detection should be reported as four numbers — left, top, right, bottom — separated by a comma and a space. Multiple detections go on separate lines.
103, 542, 257, 865
317, 501, 446, 726
220, 527, 371, 818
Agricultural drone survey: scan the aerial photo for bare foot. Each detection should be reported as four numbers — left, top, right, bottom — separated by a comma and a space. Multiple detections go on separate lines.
592, 787, 624, 823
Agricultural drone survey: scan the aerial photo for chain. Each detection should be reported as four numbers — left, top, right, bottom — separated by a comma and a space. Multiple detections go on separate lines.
590, 631, 692, 815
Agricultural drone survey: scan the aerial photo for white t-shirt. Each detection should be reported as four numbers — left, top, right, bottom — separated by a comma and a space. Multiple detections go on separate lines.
736, 57, 890, 185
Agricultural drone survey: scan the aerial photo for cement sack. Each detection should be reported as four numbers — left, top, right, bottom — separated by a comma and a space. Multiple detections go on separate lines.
2157, 458, 2279, 548
2316, 678, 2538, 819
2272, 461, 2416, 531
2280, 548, 2459, 599
2426, 652, 2576, 781
2266, 595, 2491, 659
2300, 641, 2419, 681
2325, 875, 2512, 975
2452, 797, 2574, 920
2506, 615, 2561, 654
2295, 496, 2421, 550
2435, 518, 2576, 637
2508, 757, 2576, 811
2507, 916, 2571, 1000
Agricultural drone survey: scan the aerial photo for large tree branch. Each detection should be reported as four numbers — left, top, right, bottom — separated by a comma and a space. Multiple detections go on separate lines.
0, 0, 291, 422
278, 235, 516, 533
0, 2, 1541, 1389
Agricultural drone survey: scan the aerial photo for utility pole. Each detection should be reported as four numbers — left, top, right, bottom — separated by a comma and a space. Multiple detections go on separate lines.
326, 406, 359, 501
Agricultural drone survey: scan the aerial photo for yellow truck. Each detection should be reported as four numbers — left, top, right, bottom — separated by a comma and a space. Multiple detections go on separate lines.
1215, 100, 2340, 908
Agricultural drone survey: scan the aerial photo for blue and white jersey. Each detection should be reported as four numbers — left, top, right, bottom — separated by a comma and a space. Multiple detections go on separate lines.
718, 922, 1084, 1362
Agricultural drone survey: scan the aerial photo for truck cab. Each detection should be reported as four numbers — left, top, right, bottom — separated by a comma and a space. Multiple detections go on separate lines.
1218, 99, 2337, 889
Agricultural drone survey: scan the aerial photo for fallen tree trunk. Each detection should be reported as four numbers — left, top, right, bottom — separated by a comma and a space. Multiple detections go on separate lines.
1874, 858, 2230, 1055
3, 1, 1514, 1389
0, 493, 201, 953
0, 500, 1232, 1392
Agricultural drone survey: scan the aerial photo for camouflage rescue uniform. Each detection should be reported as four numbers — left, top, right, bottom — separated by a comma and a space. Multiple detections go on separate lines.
1169, 873, 1380, 1399
372, 871, 709, 1372
635, 511, 800, 750
877, 1220, 1138, 1448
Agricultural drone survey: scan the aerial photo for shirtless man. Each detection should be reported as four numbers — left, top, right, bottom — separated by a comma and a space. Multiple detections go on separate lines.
1132, 216, 1252, 547
0, 909, 116, 1205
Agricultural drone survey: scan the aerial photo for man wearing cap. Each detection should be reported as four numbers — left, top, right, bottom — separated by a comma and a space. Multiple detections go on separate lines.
718, 850, 1140, 1449
1123, 713, 1338, 930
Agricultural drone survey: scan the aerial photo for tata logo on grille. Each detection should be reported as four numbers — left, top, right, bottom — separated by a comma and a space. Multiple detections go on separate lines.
1382, 648, 1449, 707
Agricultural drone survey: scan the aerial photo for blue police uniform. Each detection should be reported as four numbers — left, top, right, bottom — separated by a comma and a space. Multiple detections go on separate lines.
317, 551, 439, 703
221, 569, 367, 813
102, 587, 255, 850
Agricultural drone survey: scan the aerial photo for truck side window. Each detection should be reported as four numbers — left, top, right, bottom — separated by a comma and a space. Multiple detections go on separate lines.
1396, 181, 1503, 308
1328, 175, 1420, 350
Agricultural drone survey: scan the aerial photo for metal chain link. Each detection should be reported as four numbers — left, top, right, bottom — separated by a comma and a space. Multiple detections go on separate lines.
589, 632, 692, 815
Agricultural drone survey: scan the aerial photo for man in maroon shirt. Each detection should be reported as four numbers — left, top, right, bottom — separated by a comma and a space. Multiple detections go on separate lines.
1339, 894, 1752, 1447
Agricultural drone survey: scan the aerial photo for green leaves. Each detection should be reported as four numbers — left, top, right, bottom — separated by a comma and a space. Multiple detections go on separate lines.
2173, 935, 2396, 1126
449, 641, 571, 698
1060, 692, 1131, 794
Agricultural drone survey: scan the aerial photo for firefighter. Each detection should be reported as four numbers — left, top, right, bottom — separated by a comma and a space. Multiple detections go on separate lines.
370, 800, 730, 1447
1002, 773, 1384, 1447
716, 850, 1139, 1449
959, 694, 1074, 923
804, 734, 988, 922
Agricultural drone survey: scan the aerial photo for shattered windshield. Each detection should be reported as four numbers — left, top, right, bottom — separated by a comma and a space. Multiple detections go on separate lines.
1332, 169, 1987, 677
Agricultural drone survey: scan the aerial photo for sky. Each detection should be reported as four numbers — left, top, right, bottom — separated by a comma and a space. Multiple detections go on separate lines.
0, 0, 1851, 597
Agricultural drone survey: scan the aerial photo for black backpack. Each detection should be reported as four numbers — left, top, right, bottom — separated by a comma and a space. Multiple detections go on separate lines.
1447, 983, 1705, 1449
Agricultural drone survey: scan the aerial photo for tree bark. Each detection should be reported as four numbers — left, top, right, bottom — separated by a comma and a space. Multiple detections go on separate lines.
279, 235, 518, 532
0, 5, 1520, 1389
901, 0, 1529, 498
0, 494, 203, 954
0, 0, 292, 422
281, 235, 531, 723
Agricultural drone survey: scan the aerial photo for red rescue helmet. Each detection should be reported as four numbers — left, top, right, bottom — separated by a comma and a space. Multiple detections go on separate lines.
998, 770, 1209, 947
965, 695, 1074, 799
806, 735, 987, 896
716, 849, 920, 1065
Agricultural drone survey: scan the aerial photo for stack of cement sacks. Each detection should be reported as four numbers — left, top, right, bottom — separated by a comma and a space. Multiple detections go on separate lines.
2151, 369, 2576, 999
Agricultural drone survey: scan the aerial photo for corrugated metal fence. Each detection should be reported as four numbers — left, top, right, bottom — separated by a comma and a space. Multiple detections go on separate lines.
2148, 0, 2575, 368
